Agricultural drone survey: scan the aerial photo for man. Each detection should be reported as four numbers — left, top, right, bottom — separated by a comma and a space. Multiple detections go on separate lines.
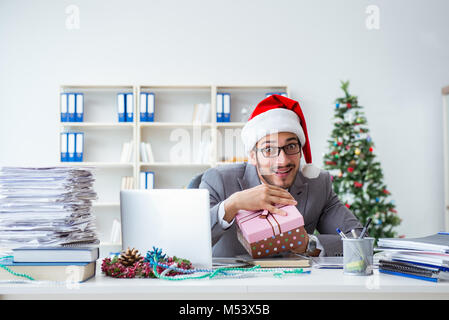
199, 94, 363, 257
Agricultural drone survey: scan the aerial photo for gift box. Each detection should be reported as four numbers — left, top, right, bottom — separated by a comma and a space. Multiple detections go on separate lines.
235, 205, 308, 258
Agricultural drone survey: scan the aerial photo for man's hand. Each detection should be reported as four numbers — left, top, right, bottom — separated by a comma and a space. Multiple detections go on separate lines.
222, 184, 297, 223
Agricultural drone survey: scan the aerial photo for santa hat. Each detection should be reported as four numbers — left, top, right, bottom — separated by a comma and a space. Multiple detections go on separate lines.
241, 94, 320, 179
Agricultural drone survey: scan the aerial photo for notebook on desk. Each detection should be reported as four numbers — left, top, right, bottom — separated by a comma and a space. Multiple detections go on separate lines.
235, 253, 311, 268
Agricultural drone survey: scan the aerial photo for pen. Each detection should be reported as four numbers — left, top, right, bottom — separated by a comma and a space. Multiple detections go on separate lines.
358, 218, 372, 239
351, 229, 358, 238
336, 228, 347, 239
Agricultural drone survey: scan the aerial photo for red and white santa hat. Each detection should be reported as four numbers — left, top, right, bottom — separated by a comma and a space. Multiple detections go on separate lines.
241, 94, 320, 179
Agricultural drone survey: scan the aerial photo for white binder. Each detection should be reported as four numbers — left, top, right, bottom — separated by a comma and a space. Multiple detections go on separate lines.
68, 132, 76, 162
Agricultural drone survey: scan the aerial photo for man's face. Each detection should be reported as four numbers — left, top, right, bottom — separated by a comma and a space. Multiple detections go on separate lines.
249, 132, 301, 189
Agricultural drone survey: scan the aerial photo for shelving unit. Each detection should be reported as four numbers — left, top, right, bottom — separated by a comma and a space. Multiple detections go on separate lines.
58, 84, 289, 255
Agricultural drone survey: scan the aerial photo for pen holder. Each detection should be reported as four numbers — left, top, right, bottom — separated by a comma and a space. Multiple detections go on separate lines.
342, 237, 374, 276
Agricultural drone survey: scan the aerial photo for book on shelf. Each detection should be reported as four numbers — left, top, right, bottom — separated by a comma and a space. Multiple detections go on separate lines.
195, 140, 211, 164
61, 132, 84, 162
140, 92, 155, 122
61, 92, 84, 122
109, 219, 121, 244
0, 257, 96, 282
216, 93, 230, 123
139, 171, 154, 189
192, 103, 210, 124
121, 176, 134, 190
266, 92, 288, 98
140, 142, 155, 163
120, 141, 134, 163
117, 93, 134, 122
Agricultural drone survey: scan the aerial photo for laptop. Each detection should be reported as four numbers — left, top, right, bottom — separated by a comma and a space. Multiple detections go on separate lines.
120, 189, 212, 269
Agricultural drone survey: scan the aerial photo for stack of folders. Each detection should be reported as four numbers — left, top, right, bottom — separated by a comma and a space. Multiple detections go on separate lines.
61, 92, 84, 122
139, 92, 155, 122
117, 93, 134, 122
140, 171, 154, 189
0, 167, 98, 249
216, 93, 231, 122
0, 246, 99, 282
377, 233, 449, 282
61, 132, 84, 162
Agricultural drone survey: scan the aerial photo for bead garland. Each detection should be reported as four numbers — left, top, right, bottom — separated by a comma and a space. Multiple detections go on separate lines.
144, 248, 311, 281
0, 256, 35, 281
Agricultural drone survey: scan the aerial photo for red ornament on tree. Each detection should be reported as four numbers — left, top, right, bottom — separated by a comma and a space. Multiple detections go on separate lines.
347, 167, 354, 173
354, 181, 363, 188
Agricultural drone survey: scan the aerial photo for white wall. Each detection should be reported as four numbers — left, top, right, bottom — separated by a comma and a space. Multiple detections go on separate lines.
1, 0, 448, 237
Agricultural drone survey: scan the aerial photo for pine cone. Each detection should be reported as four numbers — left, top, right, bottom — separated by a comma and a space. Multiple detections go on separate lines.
118, 247, 143, 267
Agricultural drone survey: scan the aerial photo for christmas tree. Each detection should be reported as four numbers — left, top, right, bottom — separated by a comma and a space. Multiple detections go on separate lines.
323, 80, 401, 241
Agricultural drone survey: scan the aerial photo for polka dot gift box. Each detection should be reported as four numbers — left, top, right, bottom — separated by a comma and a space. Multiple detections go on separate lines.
235, 205, 307, 258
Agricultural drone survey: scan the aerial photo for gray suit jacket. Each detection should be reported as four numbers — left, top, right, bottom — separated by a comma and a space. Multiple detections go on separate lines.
199, 162, 363, 257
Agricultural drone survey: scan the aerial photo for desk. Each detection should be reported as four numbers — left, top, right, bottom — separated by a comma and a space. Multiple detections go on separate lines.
1, 266, 449, 300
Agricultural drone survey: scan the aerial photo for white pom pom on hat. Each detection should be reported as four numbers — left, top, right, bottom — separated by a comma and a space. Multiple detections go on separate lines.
241, 94, 320, 179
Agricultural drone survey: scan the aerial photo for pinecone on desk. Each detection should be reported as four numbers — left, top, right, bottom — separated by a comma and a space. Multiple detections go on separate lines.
118, 247, 143, 267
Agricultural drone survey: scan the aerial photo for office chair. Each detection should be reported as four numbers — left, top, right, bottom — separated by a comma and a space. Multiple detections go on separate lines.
187, 172, 204, 189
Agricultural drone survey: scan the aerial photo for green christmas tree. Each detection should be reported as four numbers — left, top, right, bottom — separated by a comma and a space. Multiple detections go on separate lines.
323, 80, 401, 241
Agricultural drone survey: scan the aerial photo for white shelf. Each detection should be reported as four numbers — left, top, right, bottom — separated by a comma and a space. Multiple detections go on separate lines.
59, 162, 134, 168
139, 162, 212, 167
216, 122, 246, 127
60, 122, 134, 128
92, 202, 120, 207
138, 122, 212, 128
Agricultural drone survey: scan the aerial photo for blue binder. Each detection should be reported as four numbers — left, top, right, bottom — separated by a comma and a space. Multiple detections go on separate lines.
126, 93, 134, 122
60, 133, 68, 162
140, 92, 148, 122
60, 93, 68, 122
266, 92, 288, 98
75, 93, 84, 122
147, 93, 155, 122
75, 132, 84, 162
223, 93, 231, 122
146, 172, 154, 189
117, 93, 126, 122
216, 93, 223, 123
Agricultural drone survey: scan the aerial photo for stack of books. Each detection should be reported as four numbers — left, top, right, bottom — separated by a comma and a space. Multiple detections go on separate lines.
377, 232, 449, 282
0, 246, 98, 282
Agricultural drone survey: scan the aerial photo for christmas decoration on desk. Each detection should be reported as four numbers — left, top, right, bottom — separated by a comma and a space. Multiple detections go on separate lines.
102, 247, 311, 281
118, 247, 143, 267
101, 247, 193, 279
323, 80, 401, 243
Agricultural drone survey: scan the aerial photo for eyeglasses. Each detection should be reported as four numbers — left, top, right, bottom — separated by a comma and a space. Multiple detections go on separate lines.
256, 143, 301, 158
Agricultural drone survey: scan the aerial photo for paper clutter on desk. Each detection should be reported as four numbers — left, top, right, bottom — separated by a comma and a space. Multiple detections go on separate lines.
235, 205, 307, 258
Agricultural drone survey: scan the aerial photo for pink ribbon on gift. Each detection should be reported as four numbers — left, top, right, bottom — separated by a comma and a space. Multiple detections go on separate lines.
237, 207, 286, 237
235, 205, 304, 244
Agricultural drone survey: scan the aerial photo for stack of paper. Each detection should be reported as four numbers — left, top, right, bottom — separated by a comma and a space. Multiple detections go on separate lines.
0, 166, 98, 249
377, 233, 449, 282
